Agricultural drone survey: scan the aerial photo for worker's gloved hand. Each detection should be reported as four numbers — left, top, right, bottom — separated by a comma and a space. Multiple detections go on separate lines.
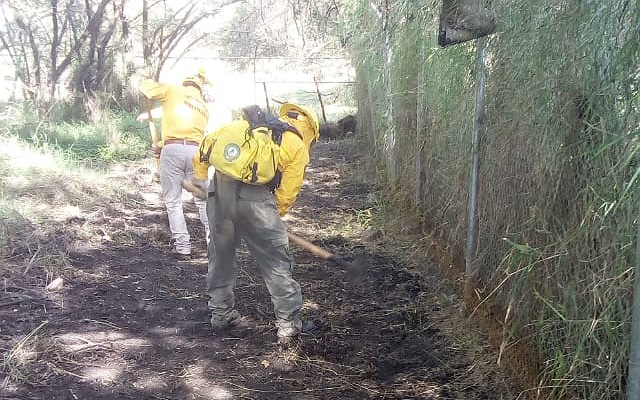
182, 178, 208, 200
192, 179, 208, 192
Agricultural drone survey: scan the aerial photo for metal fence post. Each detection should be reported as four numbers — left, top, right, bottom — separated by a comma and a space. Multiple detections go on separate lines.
628, 200, 640, 400
465, 36, 488, 277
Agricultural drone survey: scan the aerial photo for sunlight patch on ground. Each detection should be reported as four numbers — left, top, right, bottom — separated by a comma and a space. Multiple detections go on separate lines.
46, 204, 84, 223
0, 136, 122, 229
1, 137, 59, 172
57, 331, 152, 352
302, 300, 320, 311
185, 362, 234, 400
80, 366, 122, 384
140, 190, 161, 203
132, 374, 173, 392
148, 326, 181, 336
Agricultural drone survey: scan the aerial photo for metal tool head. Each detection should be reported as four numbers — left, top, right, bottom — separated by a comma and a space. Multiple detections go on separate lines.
328, 254, 368, 285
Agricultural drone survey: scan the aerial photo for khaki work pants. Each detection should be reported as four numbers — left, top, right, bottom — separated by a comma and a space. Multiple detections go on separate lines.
206, 173, 303, 338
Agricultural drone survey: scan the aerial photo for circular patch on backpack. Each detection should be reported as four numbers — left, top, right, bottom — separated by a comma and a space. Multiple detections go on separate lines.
223, 143, 240, 161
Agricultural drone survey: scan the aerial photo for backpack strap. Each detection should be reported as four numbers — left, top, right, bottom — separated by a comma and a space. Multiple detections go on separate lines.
263, 117, 301, 192
267, 117, 300, 145
266, 170, 282, 192
241, 105, 303, 142
199, 138, 212, 162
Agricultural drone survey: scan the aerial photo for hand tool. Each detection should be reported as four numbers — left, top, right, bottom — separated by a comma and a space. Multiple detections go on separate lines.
145, 97, 160, 182
287, 231, 367, 282
181, 179, 367, 282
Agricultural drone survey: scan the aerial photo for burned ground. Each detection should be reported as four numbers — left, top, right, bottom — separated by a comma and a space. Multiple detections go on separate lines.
1, 139, 521, 399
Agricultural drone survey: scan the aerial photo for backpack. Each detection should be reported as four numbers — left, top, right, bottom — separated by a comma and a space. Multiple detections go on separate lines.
201, 106, 300, 188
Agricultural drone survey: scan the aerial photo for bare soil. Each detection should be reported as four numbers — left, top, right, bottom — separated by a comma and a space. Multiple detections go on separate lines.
1, 139, 522, 399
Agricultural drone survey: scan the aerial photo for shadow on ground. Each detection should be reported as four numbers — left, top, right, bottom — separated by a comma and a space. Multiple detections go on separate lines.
1, 139, 520, 399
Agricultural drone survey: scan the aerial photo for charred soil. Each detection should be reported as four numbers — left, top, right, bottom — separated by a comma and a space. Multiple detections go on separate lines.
1, 139, 522, 399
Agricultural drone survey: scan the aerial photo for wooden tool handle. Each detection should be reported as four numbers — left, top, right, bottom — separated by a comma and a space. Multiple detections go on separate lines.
287, 232, 333, 260
145, 98, 159, 146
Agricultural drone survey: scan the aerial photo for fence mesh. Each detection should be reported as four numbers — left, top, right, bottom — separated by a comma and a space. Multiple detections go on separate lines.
345, 0, 640, 398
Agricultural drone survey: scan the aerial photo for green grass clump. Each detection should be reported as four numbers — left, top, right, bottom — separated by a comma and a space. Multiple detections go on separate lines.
2, 102, 150, 164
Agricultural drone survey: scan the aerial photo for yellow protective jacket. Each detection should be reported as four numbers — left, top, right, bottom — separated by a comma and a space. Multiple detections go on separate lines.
193, 119, 310, 216
139, 79, 209, 146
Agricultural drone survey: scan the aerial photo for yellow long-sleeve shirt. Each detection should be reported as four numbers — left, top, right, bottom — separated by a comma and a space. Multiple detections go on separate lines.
139, 79, 209, 145
193, 119, 310, 216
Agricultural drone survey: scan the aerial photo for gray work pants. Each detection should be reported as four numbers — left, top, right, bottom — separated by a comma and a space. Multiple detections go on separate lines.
159, 142, 209, 255
206, 173, 303, 338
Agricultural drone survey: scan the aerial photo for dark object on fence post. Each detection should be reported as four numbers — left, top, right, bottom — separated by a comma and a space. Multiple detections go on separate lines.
438, 0, 496, 47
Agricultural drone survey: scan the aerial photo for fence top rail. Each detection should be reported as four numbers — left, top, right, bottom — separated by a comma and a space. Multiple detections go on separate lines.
256, 81, 355, 84
131, 55, 351, 61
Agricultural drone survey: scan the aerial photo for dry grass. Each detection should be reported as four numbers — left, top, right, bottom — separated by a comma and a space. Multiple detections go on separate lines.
345, 0, 639, 398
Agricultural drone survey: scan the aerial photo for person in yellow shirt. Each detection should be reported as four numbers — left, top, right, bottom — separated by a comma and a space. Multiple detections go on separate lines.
139, 72, 210, 259
191, 103, 319, 348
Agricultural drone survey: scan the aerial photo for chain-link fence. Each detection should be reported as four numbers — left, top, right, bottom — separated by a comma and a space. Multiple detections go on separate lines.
345, 1, 640, 398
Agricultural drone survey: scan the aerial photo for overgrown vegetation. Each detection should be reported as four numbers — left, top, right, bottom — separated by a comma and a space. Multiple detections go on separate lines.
0, 99, 153, 279
216, 0, 345, 65
2, 102, 149, 164
345, 1, 639, 399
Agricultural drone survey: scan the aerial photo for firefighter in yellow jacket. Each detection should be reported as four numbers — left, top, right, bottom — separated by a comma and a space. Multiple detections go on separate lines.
192, 103, 320, 346
139, 72, 210, 258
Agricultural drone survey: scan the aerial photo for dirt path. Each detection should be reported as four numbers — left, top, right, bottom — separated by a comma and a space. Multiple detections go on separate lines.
1, 139, 521, 399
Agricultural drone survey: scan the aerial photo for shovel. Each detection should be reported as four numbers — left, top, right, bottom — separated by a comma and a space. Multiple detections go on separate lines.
287, 232, 367, 283
182, 179, 367, 282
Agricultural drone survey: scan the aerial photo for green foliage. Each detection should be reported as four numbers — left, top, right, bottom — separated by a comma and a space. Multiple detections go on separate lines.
344, 0, 640, 398
216, 0, 347, 68
2, 103, 149, 163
